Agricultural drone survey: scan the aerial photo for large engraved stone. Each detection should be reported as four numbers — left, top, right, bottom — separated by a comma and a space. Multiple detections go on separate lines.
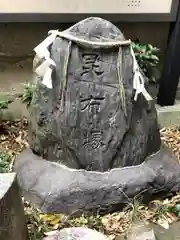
0, 173, 28, 240
14, 17, 180, 214
28, 17, 160, 171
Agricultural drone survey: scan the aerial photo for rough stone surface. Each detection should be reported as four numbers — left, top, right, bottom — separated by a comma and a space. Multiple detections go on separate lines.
152, 222, 180, 240
14, 144, 180, 215
117, 222, 180, 240
156, 100, 180, 128
14, 17, 180, 214
29, 17, 160, 172
126, 223, 156, 240
0, 173, 28, 240
43, 227, 107, 240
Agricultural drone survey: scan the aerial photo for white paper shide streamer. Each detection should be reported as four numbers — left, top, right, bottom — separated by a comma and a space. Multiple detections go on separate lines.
131, 46, 152, 101
33, 31, 59, 88
33, 30, 152, 102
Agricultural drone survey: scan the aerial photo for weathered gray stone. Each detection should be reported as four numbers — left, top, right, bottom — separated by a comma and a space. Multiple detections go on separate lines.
151, 222, 180, 240
14, 17, 180, 214
43, 227, 107, 240
0, 173, 28, 240
127, 223, 156, 240
29, 17, 159, 172
115, 223, 156, 240
14, 145, 180, 215
156, 100, 180, 128
116, 222, 180, 240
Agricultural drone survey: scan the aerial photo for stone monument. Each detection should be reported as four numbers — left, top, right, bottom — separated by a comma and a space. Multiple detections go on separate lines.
14, 17, 180, 215
0, 173, 28, 240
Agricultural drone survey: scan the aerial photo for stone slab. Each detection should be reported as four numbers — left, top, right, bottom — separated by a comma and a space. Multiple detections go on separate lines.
127, 223, 156, 240
0, 173, 28, 240
116, 222, 156, 240
116, 222, 180, 240
152, 222, 180, 240
156, 100, 180, 128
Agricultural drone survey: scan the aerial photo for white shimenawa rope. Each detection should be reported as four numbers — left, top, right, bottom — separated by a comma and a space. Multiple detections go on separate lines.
33, 30, 152, 101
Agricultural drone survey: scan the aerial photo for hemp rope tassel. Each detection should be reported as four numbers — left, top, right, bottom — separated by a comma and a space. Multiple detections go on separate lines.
59, 41, 72, 113
55, 31, 128, 117
117, 46, 127, 117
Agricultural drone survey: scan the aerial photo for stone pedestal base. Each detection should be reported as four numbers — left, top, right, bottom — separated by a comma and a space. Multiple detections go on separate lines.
14, 145, 180, 215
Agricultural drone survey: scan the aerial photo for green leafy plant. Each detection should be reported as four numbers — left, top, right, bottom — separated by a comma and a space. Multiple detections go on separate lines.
0, 99, 13, 110
21, 83, 36, 107
0, 98, 13, 119
0, 151, 11, 173
132, 41, 160, 83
